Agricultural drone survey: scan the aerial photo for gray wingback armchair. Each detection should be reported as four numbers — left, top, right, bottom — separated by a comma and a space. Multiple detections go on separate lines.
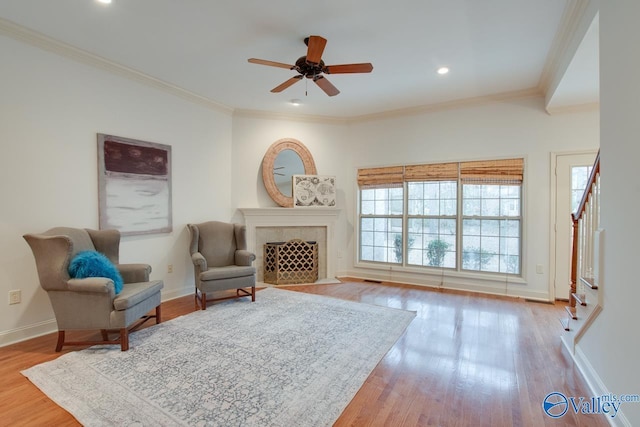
23, 227, 163, 351
187, 221, 256, 310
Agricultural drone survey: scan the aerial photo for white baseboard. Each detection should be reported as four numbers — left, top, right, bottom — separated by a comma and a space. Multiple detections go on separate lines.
0, 288, 195, 348
339, 268, 551, 301
0, 319, 57, 347
571, 345, 632, 426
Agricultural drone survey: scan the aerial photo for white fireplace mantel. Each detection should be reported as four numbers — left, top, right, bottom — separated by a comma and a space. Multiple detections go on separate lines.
239, 207, 340, 280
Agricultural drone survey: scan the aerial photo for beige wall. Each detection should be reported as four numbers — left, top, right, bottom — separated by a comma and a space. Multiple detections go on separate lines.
0, 35, 233, 344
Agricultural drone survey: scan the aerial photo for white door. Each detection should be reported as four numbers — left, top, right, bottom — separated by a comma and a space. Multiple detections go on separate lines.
553, 152, 597, 300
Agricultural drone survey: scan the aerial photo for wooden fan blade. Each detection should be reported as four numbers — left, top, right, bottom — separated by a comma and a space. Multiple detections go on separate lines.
313, 75, 340, 97
248, 58, 294, 70
324, 63, 374, 74
271, 75, 303, 93
306, 35, 327, 65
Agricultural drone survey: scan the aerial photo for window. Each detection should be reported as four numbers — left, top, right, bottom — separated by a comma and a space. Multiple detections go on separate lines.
357, 166, 405, 264
358, 158, 523, 276
571, 165, 594, 213
407, 181, 457, 268
461, 184, 521, 273
360, 187, 403, 263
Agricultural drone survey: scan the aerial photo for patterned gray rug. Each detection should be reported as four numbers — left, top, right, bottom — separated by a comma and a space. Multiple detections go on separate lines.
22, 287, 415, 426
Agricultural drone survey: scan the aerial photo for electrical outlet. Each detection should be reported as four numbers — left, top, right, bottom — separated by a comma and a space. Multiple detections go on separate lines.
536, 264, 544, 274
9, 290, 21, 305
167, 264, 173, 273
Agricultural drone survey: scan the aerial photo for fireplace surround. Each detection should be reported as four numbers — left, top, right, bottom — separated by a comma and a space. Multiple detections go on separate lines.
239, 208, 340, 283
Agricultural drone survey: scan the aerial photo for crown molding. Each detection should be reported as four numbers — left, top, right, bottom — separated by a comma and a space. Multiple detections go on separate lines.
232, 108, 348, 125
538, 0, 594, 95
545, 101, 599, 115
235, 88, 544, 124
348, 87, 543, 123
538, 0, 584, 92
0, 17, 233, 115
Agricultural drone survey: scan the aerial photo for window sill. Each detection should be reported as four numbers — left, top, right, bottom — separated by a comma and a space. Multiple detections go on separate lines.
353, 260, 527, 286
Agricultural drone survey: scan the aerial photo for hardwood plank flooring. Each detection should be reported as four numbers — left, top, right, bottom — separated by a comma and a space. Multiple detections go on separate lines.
0, 279, 608, 426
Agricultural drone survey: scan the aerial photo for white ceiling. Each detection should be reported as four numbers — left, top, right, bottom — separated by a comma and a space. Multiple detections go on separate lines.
0, 0, 599, 119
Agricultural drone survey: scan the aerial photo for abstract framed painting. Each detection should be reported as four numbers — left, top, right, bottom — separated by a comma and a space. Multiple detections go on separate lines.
293, 175, 336, 207
97, 133, 172, 236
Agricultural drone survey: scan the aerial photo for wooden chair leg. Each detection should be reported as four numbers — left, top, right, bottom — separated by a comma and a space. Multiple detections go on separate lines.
55, 331, 65, 352
201, 292, 207, 310
120, 328, 129, 351
155, 305, 162, 324
101, 329, 109, 341
251, 286, 256, 302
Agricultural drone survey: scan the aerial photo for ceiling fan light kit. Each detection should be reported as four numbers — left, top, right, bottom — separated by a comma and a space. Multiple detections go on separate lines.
248, 35, 373, 97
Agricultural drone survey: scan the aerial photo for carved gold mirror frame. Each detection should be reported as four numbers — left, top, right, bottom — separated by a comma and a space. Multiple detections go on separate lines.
262, 138, 317, 207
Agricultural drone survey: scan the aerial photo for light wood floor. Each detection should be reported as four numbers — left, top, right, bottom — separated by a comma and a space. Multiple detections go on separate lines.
1, 279, 608, 426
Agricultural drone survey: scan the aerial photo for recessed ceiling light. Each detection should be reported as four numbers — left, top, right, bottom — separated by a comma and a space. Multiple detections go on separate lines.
437, 67, 450, 75
97, 0, 112, 4
290, 99, 302, 106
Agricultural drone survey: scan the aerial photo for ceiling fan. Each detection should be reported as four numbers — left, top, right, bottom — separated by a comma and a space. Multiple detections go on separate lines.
248, 35, 373, 97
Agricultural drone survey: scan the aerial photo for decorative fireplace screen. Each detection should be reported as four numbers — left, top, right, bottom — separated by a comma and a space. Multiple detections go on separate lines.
264, 239, 318, 285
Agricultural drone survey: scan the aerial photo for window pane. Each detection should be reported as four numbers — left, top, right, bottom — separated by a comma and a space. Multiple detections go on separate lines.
500, 220, 520, 237
571, 166, 593, 213
390, 200, 403, 215
408, 199, 423, 215
361, 245, 373, 261
463, 199, 480, 216
408, 182, 423, 199
481, 198, 500, 216
501, 255, 520, 274
361, 200, 374, 215
441, 181, 457, 198
424, 182, 439, 199
361, 189, 375, 201
482, 220, 500, 236
463, 219, 480, 236
390, 187, 404, 200
361, 231, 373, 246
441, 199, 456, 216
424, 199, 439, 215
500, 199, 520, 216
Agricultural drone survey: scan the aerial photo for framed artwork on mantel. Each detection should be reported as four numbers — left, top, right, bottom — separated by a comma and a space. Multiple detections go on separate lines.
292, 175, 336, 207
97, 133, 172, 236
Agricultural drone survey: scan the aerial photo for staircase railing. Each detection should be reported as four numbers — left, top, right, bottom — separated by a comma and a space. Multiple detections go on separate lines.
570, 151, 600, 304
564, 151, 601, 337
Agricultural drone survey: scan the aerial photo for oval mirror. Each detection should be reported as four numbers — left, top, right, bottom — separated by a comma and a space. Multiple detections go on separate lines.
262, 138, 317, 207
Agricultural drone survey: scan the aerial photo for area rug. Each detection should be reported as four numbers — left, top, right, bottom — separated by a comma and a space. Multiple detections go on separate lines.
22, 287, 415, 426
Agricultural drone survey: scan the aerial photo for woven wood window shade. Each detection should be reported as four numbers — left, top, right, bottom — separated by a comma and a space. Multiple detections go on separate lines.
357, 166, 404, 188
460, 158, 524, 183
404, 162, 459, 181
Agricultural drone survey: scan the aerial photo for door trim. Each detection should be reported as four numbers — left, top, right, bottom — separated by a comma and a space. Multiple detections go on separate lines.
548, 149, 598, 301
